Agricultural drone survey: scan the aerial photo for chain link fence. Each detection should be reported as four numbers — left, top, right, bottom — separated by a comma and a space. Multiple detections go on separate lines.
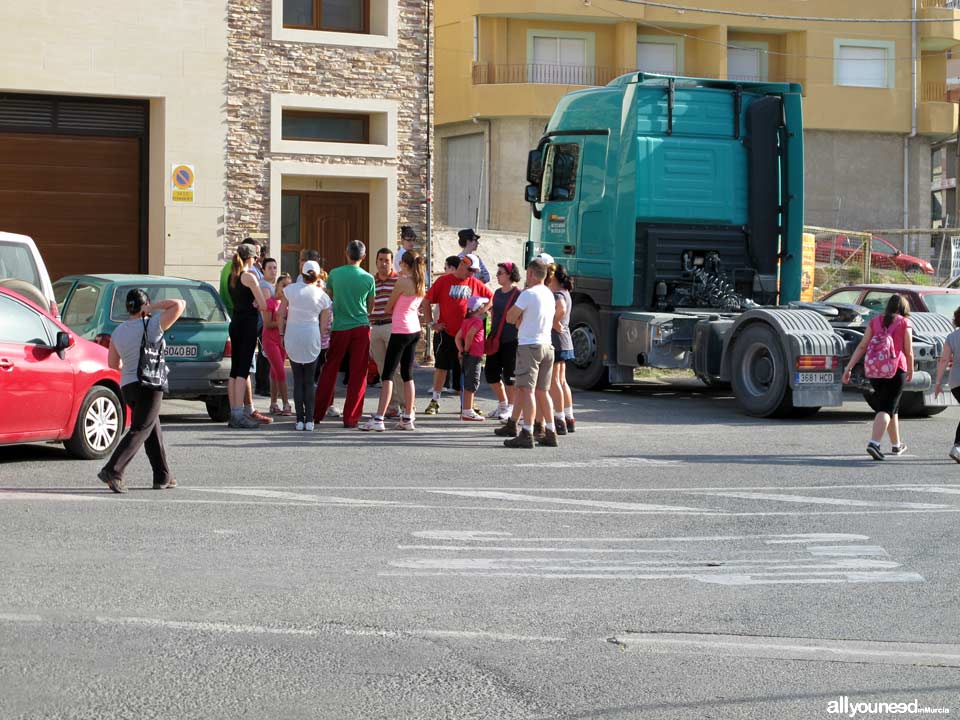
807, 225, 959, 300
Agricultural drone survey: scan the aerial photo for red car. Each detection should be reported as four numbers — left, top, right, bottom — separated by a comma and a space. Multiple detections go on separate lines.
819, 283, 960, 319
0, 287, 127, 459
815, 235, 934, 275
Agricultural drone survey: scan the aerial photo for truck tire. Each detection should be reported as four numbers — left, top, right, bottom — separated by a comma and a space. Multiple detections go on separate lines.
896, 391, 947, 418
205, 395, 231, 422
63, 386, 123, 460
729, 323, 794, 418
567, 302, 609, 391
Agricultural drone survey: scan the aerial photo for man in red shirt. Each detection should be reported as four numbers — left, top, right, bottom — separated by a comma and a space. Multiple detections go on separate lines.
421, 254, 493, 415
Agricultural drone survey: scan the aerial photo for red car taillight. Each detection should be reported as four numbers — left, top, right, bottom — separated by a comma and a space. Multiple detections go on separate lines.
223, 338, 232, 358
94, 333, 112, 348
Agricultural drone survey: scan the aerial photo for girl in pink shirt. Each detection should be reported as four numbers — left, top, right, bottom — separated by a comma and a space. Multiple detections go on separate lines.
263, 274, 292, 415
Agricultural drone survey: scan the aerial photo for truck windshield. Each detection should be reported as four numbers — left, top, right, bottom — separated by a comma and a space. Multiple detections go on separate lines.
541, 143, 580, 202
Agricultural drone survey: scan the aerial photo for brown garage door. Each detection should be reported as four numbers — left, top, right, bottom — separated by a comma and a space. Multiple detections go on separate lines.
0, 132, 142, 283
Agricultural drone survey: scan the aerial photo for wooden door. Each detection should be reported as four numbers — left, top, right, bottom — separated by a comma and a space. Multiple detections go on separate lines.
295, 192, 369, 272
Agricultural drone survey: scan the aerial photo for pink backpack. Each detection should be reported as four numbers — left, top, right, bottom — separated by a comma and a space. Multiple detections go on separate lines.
864, 316, 901, 379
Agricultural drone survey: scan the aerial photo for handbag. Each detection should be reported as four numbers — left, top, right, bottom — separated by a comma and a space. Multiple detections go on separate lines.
137, 316, 169, 392
484, 288, 519, 356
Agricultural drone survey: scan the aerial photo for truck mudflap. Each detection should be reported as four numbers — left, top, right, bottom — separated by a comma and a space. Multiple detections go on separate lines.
721, 309, 847, 417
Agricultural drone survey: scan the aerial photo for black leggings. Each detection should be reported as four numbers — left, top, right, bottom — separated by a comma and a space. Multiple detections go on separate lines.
952, 388, 960, 445
102, 384, 170, 484
291, 359, 318, 423
381, 332, 420, 383
229, 316, 258, 379
869, 370, 906, 416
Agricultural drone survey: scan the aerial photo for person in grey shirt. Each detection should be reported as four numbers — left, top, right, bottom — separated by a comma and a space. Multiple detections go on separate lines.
98, 289, 185, 494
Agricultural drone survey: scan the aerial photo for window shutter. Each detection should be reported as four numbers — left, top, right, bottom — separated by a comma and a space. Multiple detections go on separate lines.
837, 45, 887, 88
637, 42, 677, 75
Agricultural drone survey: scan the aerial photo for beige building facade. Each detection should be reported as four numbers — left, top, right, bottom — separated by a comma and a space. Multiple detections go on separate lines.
0, 0, 430, 285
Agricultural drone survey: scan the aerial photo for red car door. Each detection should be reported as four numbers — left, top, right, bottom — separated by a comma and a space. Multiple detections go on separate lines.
0, 293, 74, 439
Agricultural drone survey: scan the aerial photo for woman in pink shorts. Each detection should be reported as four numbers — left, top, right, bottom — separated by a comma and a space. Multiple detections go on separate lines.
263, 273, 292, 415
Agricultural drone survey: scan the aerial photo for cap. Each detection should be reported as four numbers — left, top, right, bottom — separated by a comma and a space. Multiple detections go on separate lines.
534, 252, 555, 266
468, 296, 489, 312
400, 225, 417, 240
458, 228, 480, 243
461, 253, 480, 270
302, 260, 321, 275
237, 243, 257, 261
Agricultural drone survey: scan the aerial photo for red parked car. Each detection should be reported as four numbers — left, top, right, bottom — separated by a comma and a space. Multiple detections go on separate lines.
815, 235, 934, 275
0, 287, 127, 459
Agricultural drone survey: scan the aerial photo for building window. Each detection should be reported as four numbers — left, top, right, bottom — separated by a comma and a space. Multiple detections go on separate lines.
283, 0, 368, 34
526, 29, 596, 84
636, 35, 684, 75
472, 17, 479, 62
282, 111, 369, 144
834, 40, 895, 89
728, 42, 768, 82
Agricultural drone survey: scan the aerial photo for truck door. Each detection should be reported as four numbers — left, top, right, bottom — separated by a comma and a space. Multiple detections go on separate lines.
536, 141, 582, 272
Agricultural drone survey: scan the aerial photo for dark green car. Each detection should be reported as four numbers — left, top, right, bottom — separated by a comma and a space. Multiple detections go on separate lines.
53, 274, 232, 421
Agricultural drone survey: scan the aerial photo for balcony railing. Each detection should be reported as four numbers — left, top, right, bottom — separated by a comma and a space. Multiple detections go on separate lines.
472, 63, 635, 86
921, 0, 960, 8
921, 81, 948, 102
472, 63, 794, 87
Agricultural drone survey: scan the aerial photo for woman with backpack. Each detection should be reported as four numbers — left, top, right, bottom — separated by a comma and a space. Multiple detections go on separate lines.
98, 289, 185, 493
842, 294, 914, 460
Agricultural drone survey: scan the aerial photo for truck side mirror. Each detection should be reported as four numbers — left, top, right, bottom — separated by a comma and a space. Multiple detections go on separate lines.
524, 184, 540, 204
526, 149, 544, 184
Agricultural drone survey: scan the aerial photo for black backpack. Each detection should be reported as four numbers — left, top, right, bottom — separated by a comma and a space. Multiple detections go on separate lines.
137, 317, 169, 393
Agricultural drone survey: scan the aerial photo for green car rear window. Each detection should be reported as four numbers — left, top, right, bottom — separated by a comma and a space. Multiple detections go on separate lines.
111, 284, 228, 323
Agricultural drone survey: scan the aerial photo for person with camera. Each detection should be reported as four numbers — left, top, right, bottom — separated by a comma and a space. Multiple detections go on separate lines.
98, 289, 185, 494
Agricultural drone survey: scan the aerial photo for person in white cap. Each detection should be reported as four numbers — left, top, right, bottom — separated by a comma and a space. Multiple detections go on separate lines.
455, 295, 491, 421
279, 260, 331, 430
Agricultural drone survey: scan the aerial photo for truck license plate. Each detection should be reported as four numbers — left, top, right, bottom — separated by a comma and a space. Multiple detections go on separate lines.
165, 345, 198, 358
796, 372, 834, 384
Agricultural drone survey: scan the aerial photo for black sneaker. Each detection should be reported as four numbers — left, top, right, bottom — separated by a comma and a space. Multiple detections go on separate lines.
494, 418, 518, 438
555, 418, 567, 436
565, 417, 576, 433
889, 444, 907, 456
98, 468, 127, 494
537, 429, 559, 447
153, 477, 177, 490
504, 429, 534, 449
866, 443, 884, 461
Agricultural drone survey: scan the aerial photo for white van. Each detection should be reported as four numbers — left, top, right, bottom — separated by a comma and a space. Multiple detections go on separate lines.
0, 231, 57, 316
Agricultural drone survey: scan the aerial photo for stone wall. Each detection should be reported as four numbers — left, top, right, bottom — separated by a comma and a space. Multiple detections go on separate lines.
225, 0, 431, 258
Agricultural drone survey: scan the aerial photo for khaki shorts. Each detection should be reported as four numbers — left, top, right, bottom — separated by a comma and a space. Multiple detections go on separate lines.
515, 344, 554, 391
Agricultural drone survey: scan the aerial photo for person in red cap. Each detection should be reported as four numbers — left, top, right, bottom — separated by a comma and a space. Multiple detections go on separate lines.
421, 253, 493, 415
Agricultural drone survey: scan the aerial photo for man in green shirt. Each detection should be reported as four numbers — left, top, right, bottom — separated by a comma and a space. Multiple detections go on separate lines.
313, 240, 376, 428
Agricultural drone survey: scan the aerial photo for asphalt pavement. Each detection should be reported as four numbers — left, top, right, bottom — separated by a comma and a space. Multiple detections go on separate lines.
2, 371, 960, 719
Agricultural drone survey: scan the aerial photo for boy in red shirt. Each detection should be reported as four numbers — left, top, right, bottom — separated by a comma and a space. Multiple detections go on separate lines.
421, 254, 494, 414
456, 296, 490, 421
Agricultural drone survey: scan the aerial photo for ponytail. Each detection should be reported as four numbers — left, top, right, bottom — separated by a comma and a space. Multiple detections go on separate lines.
229, 252, 244, 289
402, 250, 426, 297
553, 263, 574, 291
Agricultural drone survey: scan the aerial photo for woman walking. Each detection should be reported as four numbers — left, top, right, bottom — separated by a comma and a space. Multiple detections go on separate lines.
485, 262, 521, 421
549, 264, 576, 434
228, 243, 270, 429
98, 289, 185, 493
934, 306, 960, 462
842, 294, 914, 460
263, 273, 292, 415
359, 251, 426, 432
280, 260, 331, 431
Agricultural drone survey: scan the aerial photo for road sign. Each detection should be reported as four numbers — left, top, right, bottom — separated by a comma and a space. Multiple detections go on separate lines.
171, 164, 195, 203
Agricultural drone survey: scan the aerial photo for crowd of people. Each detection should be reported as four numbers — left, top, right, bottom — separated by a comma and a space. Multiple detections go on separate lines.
211, 228, 577, 446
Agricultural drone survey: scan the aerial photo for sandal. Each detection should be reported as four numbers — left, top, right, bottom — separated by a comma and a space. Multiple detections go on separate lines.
269, 403, 282, 415
281, 404, 294, 416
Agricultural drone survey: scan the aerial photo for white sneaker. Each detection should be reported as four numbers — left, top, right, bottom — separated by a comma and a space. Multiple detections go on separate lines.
486, 405, 507, 419
460, 409, 485, 422
359, 417, 385, 432
395, 418, 416, 431
295, 421, 305, 431
305, 422, 315, 431
326, 406, 343, 418
950, 446, 960, 464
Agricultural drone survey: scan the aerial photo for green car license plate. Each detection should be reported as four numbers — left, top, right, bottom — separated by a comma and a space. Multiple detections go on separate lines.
165, 345, 198, 358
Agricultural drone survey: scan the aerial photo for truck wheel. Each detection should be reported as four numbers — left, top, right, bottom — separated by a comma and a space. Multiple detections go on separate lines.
898, 391, 947, 418
63, 386, 123, 460
205, 395, 231, 422
730, 323, 793, 418
568, 303, 608, 391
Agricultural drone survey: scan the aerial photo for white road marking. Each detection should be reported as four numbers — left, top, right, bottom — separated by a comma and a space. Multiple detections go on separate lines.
411, 531, 871, 543
899, 486, 960, 496
0, 491, 103, 502
0, 612, 42, 622
427, 490, 713, 513
380, 570, 923, 585
511, 458, 680, 468
201, 482, 960, 493
187, 488, 402, 506
609, 632, 960, 667
805, 546, 889, 557
692, 491, 952, 510
399, 545, 676, 554
389, 558, 901, 572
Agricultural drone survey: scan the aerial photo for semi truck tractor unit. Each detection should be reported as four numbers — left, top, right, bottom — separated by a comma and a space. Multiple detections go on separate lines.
523, 73, 951, 418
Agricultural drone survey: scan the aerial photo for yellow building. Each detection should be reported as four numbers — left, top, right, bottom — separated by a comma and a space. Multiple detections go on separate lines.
436, 0, 960, 250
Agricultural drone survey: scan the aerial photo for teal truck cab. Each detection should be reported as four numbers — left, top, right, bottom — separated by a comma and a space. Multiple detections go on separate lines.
524, 73, 951, 418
